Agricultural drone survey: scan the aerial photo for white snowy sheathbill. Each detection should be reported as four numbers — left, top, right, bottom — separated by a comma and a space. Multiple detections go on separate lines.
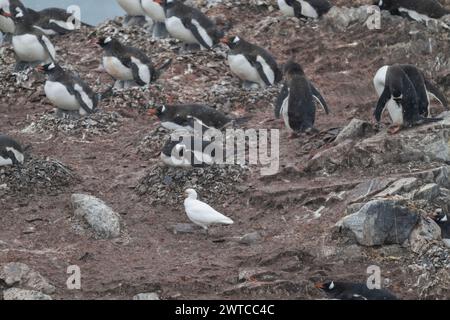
184, 189, 234, 234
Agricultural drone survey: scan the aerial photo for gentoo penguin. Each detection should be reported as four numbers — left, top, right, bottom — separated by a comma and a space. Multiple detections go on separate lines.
161, 0, 224, 50
433, 212, 450, 239
97, 36, 157, 88
141, 0, 169, 38
184, 188, 234, 236
375, 0, 450, 23
275, 61, 329, 134
0, 134, 24, 167
1, 6, 56, 67
37, 62, 97, 117
161, 135, 219, 167
148, 104, 232, 132
6, 0, 88, 36
277, 0, 332, 19
315, 281, 398, 300
373, 64, 442, 134
221, 36, 282, 89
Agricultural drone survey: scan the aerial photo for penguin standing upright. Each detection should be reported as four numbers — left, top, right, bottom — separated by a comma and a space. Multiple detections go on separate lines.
160, 0, 223, 50
275, 61, 329, 134
221, 36, 282, 89
375, 0, 450, 24
141, 0, 168, 38
37, 62, 97, 117
0, 0, 15, 35
0, 134, 24, 167
148, 104, 232, 132
373, 64, 442, 134
277, 0, 332, 19
315, 281, 398, 300
97, 36, 158, 88
1, 6, 56, 69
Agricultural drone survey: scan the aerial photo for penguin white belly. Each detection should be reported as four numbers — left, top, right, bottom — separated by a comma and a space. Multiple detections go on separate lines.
12, 34, 55, 62
33, 26, 58, 36
49, 19, 76, 31
117, 0, 146, 16
45, 81, 80, 111
165, 16, 198, 44
161, 121, 193, 132
300, 0, 319, 18
277, 0, 295, 16
103, 56, 133, 81
281, 94, 293, 131
386, 99, 404, 125
228, 54, 263, 85
0, 15, 15, 33
373, 65, 388, 96
131, 57, 151, 84
398, 8, 431, 23
141, 0, 166, 22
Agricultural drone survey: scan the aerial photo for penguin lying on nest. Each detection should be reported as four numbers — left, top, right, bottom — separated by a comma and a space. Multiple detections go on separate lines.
221, 35, 282, 89
275, 60, 329, 137
4, 0, 92, 36
375, 0, 450, 28
0, 134, 24, 167
37, 62, 98, 118
373, 64, 445, 134
315, 281, 398, 300
277, 0, 332, 19
160, 0, 224, 51
96, 36, 172, 89
148, 104, 249, 132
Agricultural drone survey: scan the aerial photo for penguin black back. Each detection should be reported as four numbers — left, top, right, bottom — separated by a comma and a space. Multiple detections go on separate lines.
316, 281, 398, 300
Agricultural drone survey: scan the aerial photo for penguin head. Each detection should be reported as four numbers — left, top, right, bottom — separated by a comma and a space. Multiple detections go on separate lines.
283, 60, 304, 78
37, 62, 61, 74
220, 36, 241, 49
148, 105, 167, 119
315, 281, 337, 292
97, 36, 115, 48
433, 212, 448, 223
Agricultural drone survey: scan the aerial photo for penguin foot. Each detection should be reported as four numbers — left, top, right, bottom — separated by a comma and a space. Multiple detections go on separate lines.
56, 109, 82, 120
388, 125, 402, 135
241, 81, 260, 91
152, 22, 169, 39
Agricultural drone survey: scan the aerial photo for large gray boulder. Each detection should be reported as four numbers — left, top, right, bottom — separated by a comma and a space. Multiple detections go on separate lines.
335, 119, 374, 143
71, 194, 121, 239
0, 262, 55, 294
338, 199, 420, 246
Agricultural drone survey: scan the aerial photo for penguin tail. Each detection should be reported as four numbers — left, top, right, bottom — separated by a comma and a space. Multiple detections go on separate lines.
153, 58, 173, 81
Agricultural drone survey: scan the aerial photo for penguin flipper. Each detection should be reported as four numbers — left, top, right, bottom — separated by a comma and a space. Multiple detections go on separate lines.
67, 83, 95, 114
424, 78, 449, 110
292, 0, 303, 18
374, 88, 391, 122
37, 35, 56, 62
311, 83, 330, 114
253, 58, 272, 87
130, 63, 147, 86
182, 18, 211, 49
275, 84, 289, 119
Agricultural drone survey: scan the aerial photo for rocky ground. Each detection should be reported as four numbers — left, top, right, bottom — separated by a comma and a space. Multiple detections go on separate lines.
0, 0, 449, 300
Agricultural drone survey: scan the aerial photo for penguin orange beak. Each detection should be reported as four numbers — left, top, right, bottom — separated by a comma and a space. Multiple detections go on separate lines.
148, 109, 157, 117
0, 10, 12, 17
315, 282, 324, 289
154, 0, 162, 4
35, 65, 44, 72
